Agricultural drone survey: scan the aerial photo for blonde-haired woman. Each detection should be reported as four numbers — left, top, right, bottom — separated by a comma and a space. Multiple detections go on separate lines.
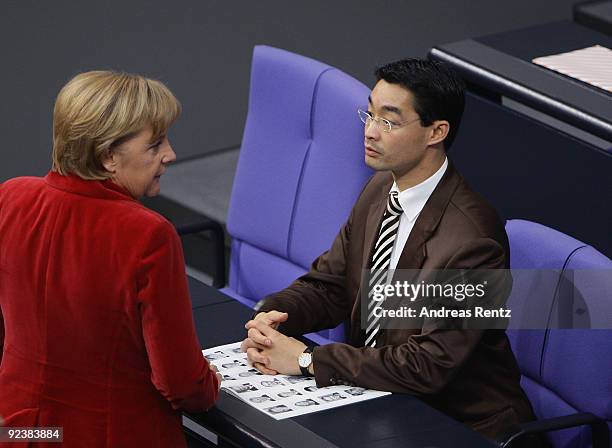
0, 71, 220, 447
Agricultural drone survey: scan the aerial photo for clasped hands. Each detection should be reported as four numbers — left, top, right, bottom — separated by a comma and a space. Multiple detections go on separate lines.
240, 311, 308, 376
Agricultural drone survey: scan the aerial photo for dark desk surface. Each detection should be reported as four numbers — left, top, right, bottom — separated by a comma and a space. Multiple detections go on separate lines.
185, 278, 497, 448
476, 20, 612, 66
574, 1, 612, 37
430, 21, 612, 143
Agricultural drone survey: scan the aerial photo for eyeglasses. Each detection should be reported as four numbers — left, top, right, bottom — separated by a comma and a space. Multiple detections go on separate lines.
358, 109, 421, 133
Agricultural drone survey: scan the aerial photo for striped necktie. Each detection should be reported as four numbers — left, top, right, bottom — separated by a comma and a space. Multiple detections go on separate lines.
365, 191, 403, 348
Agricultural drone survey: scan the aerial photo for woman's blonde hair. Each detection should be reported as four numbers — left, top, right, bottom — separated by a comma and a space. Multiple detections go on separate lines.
51, 70, 181, 179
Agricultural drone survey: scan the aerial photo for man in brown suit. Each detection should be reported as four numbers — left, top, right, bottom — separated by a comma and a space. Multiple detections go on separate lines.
241, 59, 536, 441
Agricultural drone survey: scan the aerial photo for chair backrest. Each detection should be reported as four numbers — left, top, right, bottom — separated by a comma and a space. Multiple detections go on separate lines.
505, 219, 585, 381
538, 246, 612, 448
506, 219, 612, 447
225, 45, 372, 342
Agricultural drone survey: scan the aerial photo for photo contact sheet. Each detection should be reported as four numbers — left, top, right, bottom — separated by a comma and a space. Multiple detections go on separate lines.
202, 342, 390, 420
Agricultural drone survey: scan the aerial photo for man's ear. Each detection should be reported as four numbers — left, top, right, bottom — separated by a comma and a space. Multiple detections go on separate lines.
428, 120, 449, 147
101, 148, 117, 173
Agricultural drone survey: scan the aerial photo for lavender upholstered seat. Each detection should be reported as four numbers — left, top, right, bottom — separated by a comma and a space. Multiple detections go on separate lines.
222, 45, 372, 345
505, 219, 612, 447
506, 219, 586, 382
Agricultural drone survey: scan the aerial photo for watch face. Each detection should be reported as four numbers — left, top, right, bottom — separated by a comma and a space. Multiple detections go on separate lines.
298, 352, 312, 368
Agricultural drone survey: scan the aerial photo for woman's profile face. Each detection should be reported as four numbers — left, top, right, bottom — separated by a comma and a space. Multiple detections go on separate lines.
105, 126, 176, 198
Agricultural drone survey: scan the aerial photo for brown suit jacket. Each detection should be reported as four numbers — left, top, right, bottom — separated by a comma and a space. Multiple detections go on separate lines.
258, 161, 535, 439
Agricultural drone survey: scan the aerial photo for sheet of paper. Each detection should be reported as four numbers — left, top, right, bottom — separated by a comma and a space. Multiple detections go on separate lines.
532, 45, 612, 93
202, 341, 391, 420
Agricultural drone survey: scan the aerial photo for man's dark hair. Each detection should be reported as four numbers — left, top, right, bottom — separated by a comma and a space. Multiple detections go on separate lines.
374, 58, 465, 150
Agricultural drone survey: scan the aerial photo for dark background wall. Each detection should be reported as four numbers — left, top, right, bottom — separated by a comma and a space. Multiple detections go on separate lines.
1, 0, 577, 182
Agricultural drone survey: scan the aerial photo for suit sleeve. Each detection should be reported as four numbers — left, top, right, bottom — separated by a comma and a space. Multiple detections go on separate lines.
0, 182, 4, 365
312, 237, 508, 394
256, 209, 355, 337
0, 306, 4, 366
137, 220, 219, 411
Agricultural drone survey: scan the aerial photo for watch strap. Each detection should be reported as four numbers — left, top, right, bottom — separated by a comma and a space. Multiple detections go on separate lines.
299, 346, 314, 376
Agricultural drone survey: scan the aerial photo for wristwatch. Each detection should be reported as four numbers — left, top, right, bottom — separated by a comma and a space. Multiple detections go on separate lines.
298, 346, 314, 376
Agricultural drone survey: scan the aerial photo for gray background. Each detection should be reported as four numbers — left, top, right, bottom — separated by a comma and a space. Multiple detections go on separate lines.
1, 0, 577, 182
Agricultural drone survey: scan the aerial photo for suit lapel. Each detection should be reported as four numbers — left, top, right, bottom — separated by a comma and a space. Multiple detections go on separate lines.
353, 175, 390, 340
395, 161, 462, 269
361, 175, 392, 268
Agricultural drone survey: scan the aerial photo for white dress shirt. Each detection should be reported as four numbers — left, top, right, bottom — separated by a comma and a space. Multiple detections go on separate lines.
388, 157, 448, 270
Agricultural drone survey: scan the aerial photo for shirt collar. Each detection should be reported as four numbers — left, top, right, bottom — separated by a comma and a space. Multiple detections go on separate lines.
44, 171, 136, 202
390, 157, 448, 222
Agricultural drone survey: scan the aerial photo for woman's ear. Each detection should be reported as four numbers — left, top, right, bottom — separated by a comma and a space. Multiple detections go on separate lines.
101, 148, 117, 173
428, 120, 450, 147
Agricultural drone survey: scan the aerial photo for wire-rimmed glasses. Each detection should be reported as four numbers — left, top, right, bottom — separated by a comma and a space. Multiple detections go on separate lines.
358, 109, 420, 133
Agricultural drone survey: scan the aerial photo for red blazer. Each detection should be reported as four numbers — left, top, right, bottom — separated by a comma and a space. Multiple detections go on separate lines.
0, 172, 219, 447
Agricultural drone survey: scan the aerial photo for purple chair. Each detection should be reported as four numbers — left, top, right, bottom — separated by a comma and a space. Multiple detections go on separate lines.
222, 46, 372, 345
505, 219, 586, 384
502, 219, 611, 447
